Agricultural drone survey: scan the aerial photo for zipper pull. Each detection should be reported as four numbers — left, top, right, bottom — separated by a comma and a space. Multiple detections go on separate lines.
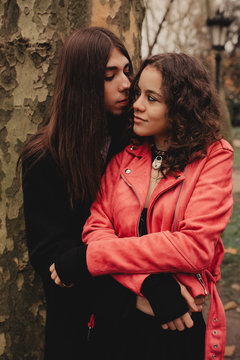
87, 313, 95, 341
87, 326, 91, 341
196, 273, 208, 295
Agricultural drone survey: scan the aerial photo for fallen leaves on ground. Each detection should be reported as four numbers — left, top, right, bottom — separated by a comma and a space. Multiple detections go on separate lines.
224, 301, 238, 311
231, 283, 240, 291
225, 345, 236, 357
225, 247, 238, 255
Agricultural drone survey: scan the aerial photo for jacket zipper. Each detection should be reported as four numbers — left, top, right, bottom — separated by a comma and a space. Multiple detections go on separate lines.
121, 173, 142, 236
196, 273, 208, 295
87, 313, 95, 341
148, 177, 184, 217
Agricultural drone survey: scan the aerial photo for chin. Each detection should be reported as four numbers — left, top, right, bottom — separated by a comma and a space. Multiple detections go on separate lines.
112, 109, 124, 116
133, 125, 147, 137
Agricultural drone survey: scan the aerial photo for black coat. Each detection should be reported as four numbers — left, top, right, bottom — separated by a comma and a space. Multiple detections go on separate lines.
22, 152, 135, 359
22, 154, 94, 359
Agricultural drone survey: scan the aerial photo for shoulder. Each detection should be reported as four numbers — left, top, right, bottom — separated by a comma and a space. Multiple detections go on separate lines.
22, 152, 64, 186
108, 141, 148, 167
207, 139, 234, 155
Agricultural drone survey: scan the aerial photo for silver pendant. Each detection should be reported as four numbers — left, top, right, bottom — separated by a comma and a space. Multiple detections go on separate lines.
152, 155, 162, 170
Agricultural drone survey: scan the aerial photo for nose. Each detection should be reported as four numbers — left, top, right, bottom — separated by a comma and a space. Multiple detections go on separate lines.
133, 96, 145, 112
119, 73, 130, 92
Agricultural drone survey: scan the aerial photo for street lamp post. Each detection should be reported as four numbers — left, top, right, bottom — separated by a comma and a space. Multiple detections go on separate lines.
206, 10, 233, 90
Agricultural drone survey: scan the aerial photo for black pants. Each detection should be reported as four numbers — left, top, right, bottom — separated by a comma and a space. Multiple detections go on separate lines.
91, 309, 206, 360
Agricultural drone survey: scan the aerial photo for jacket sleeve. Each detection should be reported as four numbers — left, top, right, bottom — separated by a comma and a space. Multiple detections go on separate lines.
82, 143, 233, 295
22, 156, 87, 282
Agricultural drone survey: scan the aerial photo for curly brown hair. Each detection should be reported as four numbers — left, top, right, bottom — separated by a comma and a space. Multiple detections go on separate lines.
130, 53, 222, 174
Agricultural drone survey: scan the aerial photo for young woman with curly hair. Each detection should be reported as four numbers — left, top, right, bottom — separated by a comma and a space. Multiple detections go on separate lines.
51, 53, 233, 359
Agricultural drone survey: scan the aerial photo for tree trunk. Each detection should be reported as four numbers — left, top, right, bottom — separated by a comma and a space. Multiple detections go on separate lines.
0, 1, 145, 358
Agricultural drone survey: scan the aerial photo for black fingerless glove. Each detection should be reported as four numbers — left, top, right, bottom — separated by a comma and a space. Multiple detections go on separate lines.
141, 273, 189, 324
54, 244, 92, 286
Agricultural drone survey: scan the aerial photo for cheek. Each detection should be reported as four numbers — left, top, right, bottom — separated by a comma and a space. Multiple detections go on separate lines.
104, 83, 115, 105
104, 86, 112, 106
146, 113, 168, 136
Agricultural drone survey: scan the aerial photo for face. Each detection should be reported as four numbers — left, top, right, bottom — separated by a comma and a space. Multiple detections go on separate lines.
133, 65, 169, 149
104, 47, 131, 116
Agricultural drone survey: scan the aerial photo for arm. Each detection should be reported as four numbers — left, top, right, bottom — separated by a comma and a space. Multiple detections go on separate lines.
82, 143, 233, 294
22, 155, 89, 283
50, 143, 232, 296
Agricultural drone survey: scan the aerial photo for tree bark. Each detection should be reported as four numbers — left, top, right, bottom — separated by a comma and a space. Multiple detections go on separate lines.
0, 1, 145, 358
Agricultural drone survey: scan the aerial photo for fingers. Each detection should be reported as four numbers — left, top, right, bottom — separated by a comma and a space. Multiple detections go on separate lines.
181, 312, 194, 328
49, 263, 74, 288
195, 295, 206, 306
179, 283, 199, 312
167, 321, 176, 331
161, 323, 168, 330
50, 265, 63, 286
49, 263, 55, 273
161, 312, 194, 331
173, 318, 185, 331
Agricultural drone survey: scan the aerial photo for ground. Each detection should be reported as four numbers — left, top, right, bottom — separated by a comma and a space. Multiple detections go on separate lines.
217, 135, 240, 360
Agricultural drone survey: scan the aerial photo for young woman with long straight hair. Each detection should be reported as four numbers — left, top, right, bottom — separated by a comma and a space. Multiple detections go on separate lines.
19, 26, 133, 359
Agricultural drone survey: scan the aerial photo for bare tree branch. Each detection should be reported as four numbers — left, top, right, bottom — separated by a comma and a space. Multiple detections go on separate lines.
148, 0, 175, 56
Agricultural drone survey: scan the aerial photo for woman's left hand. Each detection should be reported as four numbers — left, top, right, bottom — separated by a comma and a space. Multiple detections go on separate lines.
49, 263, 73, 288
161, 311, 194, 331
161, 283, 206, 331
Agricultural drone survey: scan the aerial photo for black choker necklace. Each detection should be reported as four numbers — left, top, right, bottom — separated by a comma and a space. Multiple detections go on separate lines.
151, 144, 167, 170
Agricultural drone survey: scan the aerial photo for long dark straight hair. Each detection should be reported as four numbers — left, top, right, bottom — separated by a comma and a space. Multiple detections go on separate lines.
130, 53, 222, 174
18, 27, 132, 207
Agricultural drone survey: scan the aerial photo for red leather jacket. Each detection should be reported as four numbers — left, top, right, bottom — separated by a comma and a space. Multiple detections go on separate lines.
83, 139, 233, 360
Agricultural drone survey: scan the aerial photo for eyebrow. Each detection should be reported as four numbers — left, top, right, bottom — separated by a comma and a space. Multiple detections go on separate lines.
105, 62, 130, 71
146, 89, 161, 96
146, 89, 163, 99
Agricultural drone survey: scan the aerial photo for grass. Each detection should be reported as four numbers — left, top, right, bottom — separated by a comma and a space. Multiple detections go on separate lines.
222, 193, 240, 252
232, 126, 240, 140
234, 147, 240, 167
220, 126, 240, 284
232, 127, 240, 167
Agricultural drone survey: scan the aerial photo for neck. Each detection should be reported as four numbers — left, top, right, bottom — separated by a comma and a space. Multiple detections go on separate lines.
153, 138, 169, 151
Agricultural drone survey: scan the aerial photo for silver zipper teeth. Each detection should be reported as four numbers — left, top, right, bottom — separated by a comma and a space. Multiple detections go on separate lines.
121, 173, 142, 236
196, 273, 208, 295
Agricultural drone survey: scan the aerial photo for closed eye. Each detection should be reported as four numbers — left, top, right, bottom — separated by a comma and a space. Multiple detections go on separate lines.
105, 74, 114, 81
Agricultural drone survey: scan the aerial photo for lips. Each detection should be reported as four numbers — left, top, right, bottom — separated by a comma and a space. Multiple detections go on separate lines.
118, 98, 129, 105
134, 114, 147, 122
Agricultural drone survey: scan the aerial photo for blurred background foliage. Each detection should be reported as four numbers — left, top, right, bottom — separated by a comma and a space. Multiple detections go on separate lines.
142, 0, 240, 130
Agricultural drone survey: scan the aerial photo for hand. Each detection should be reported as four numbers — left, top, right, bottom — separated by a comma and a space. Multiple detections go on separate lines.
136, 295, 154, 316
161, 311, 193, 331
136, 294, 193, 331
195, 295, 206, 308
161, 283, 206, 331
49, 263, 73, 288
178, 282, 203, 313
